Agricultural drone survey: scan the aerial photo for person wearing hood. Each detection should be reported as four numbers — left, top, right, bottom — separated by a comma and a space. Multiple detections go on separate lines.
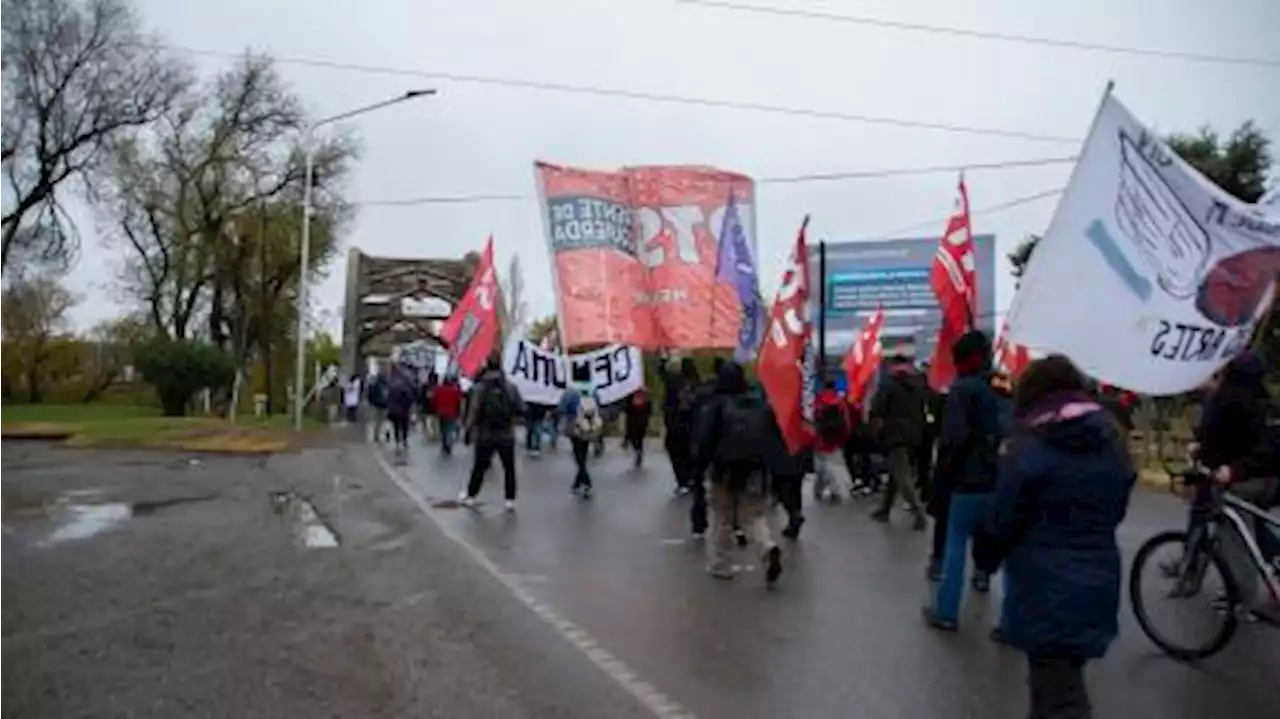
658, 356, 701, 496
870, 354, 929, 529
385, 363, 417, 454
559, 363, 605, 497
693, 360, 783, 584
1193, 350, 1279, 619
623, 388, 653, 468
461, 356, 525, 511
978, 354, 1135, 718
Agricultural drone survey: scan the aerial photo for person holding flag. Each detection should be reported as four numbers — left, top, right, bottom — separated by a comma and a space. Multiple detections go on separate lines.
842, 307, 885, 493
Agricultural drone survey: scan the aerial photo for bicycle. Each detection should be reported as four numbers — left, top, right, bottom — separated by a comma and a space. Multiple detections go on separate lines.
1129, 463, 1280, 660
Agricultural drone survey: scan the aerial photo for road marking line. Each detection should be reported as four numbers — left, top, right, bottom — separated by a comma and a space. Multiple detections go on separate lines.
373, 452, 696, 719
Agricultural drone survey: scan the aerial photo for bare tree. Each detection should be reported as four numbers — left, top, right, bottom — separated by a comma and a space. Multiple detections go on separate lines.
0, 275, 80, 401
1, 0, 187, 270
501, 252, 528, 334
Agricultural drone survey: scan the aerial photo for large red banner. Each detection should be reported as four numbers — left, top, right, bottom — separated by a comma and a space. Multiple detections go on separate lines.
928, 177, 977, 391
758, 218, 814, 454
439, 236, 499, 379
843, 307, 885, 406
535, 162, 755, 350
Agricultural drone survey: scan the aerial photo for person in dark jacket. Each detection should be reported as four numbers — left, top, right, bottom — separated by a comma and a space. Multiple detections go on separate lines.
659, 357, 700, 496
461, 357, 526, 511
688, 357, 727, 537
623, 388, 652, 468
917, 375, 944, 503
982, 354, 1135, 719
768, 413, 810, 540
386, 364, 418, 453
870, 355, 928, 529
924, 331, 1013, 627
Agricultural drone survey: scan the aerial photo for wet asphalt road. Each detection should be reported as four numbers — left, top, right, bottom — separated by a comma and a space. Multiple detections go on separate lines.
387, 434, 1279, 719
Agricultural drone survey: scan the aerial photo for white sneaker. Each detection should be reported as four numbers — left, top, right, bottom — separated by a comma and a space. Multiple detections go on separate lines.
459, 493, 476, 507
504, 500, 517, 512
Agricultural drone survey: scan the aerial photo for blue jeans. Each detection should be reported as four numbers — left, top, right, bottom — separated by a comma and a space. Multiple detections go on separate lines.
439, 419, 458, 453
934, 491, 993, 623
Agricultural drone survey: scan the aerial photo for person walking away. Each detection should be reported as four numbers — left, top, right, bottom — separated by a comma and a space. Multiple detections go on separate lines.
367, 370, 391, 443
842, 400, 877, 495
623, 388, 653, 468
433, 375, 464, 455
385, 364, 417, 455
524, 402, 548, 457
694, 361, 783, 584
688, 358, 725, 537
1190, 351, 1280, 620
870, 354, 929, 529
978, 354, 1135, 719
923, 331, 1013, 627
659, 357, 700, 495
420, 371, 439, 441
813, 378, 854, 503
767, 405, 809, 540
559, 365, 604, 497
461, 357, 524, 511
342, 375, 362, 425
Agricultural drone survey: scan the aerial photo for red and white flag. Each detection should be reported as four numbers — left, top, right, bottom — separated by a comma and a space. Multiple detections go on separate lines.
993, 318, 1031, 379
439, 236, 500, 379
928, 176, 977, 391
843, 307, 885, 406
758, 217, 814, 454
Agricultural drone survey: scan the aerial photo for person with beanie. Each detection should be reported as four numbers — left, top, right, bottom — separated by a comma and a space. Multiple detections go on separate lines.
924, 330, 1013, 628
869, 354, 930, 529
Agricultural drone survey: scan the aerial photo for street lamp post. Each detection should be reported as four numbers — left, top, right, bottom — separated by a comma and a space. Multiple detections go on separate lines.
294, 89, 436, 430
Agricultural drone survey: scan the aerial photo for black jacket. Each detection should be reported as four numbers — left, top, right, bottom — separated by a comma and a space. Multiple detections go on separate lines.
1196, 353, 1274, 480
936, 368, 1012, 495
870, 365, 927, 449
623, 395, 652, 438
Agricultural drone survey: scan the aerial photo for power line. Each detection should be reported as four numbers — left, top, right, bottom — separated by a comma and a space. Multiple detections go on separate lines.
358, 155, 1077, 207
166, 44, 1080, 144
678, 0, 1280, 69
876, 186, 1064, 237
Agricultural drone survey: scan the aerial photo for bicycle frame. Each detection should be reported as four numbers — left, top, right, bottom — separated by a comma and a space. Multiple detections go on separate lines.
1217, 493, 1280, 605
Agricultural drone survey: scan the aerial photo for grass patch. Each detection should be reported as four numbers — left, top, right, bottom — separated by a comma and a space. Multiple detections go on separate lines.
2, 403, 322, 454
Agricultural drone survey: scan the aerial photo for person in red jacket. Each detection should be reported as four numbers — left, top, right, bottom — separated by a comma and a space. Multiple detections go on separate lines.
813, 378, 853, 503
431, 375, 464, 455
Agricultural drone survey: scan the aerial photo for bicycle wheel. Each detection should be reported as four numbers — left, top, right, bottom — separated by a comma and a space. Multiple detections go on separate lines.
1130, 529, 1241, 661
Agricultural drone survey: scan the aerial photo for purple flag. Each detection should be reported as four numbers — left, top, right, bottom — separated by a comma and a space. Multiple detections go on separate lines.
715, 191, 764, 362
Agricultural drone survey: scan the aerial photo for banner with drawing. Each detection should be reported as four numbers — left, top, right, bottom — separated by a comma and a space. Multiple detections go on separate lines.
1007, 93, 1280, 395
501, 337, 645, 407
534, 162, 756, 350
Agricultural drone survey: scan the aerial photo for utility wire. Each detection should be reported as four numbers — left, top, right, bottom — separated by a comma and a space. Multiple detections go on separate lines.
166, 44, 1080, 144
876, 186, 1065, 237
677, 0, 1280, 69
358, 155, 1077, 207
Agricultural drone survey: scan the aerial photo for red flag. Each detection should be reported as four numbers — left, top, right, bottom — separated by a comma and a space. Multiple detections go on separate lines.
843, 307, 885, 406
993, 318, 1031, 379
928, 177, 977, 390
758, 217, 814, 454
439, 236, 500, 378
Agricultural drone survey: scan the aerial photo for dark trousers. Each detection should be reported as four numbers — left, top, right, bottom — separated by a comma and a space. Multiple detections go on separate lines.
389, 411, 410, 446
916, 434, 937, 502
774, 472, 803, 524
625, 432, 644, 464
466, 442, 517, 501
665, 433, 693, 489
1027, 655, 1091, 719
571, 438, 592, 489
690, 472, 708, 534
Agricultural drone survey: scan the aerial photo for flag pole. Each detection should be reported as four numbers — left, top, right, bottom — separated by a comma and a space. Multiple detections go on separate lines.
818, 239, 828, 375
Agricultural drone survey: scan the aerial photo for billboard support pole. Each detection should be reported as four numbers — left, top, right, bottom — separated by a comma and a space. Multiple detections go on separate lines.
817, 240, 828, 374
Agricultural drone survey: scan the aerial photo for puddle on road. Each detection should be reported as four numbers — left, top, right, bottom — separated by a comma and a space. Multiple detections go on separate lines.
40, 503, 132, 546
271, 492, 340, 549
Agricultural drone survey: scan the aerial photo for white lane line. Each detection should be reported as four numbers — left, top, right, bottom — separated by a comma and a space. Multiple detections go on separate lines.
372, 452, 696, 719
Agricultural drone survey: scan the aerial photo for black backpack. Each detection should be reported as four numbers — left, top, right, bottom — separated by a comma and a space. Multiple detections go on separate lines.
714, 392, 772, 489
478, 378, 514, 430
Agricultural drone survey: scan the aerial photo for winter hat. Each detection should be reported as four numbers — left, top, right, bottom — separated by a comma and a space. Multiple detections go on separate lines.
952, 330, 993, 375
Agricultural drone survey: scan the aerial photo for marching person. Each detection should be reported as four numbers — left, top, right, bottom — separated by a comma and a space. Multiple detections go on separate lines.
524, 402, 549, 457
813, 376, 853, 503
433, 374, 464, 455
979, 354, 1135, 719
342, 374, 362, 425
688, 357, 726, 538
386, 363, 417, 455
366, 368, 391, 443
559, 364, 605, 497
420, 371, 439, 441
460, 357, 524, 511
659, 357, 701, 496
623, 388, 653, 468
694, 360, 783, 584
870, 354, 929, 529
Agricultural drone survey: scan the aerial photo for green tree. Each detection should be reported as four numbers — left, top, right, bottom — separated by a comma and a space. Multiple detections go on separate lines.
526, 315, 560, 349
134, 338, 234, 416
0, 275, 79, 402
1, 0, 187, 271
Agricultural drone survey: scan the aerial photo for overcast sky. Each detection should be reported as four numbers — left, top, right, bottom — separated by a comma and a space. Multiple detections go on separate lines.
59, 0, 1280, 335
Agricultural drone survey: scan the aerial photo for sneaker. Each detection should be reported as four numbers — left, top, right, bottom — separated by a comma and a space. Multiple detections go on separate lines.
504, 500, 517, 513
735, 529, 748, 548
675, 485, 691, 497
781, 517, 805, 540
707, 564, 736, 580
764, 546, 783, 585
989, 627, 1012, 647
691, 531, 706, 541
971, 571, 991, 593
459, 494, 477, 508
870, 510, 890, 524
921, 607, 958, 632
912, 514, 928, 531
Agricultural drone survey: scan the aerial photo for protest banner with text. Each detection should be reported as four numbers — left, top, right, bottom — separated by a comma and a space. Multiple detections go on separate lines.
502, 337, 644, 407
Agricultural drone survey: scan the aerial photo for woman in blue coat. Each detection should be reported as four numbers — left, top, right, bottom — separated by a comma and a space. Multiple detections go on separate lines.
986, 355, 1136, 719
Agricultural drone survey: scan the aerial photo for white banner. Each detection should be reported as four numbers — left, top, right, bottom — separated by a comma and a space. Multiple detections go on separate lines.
502, 337, 645, 406
1008, 93, 1280, 395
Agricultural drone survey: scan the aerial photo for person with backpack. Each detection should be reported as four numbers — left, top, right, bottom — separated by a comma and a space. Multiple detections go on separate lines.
559, 364, 604, 497
460, 356, 525, 511
386, 363, 417, 455
693, 360, 783, 584
870, 354, 930, 529
366, 370, 391, 443
923, 330, 1014, 630
813, 377, 853, 503
623, 388, 652, 468
432, 374, 464, 455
